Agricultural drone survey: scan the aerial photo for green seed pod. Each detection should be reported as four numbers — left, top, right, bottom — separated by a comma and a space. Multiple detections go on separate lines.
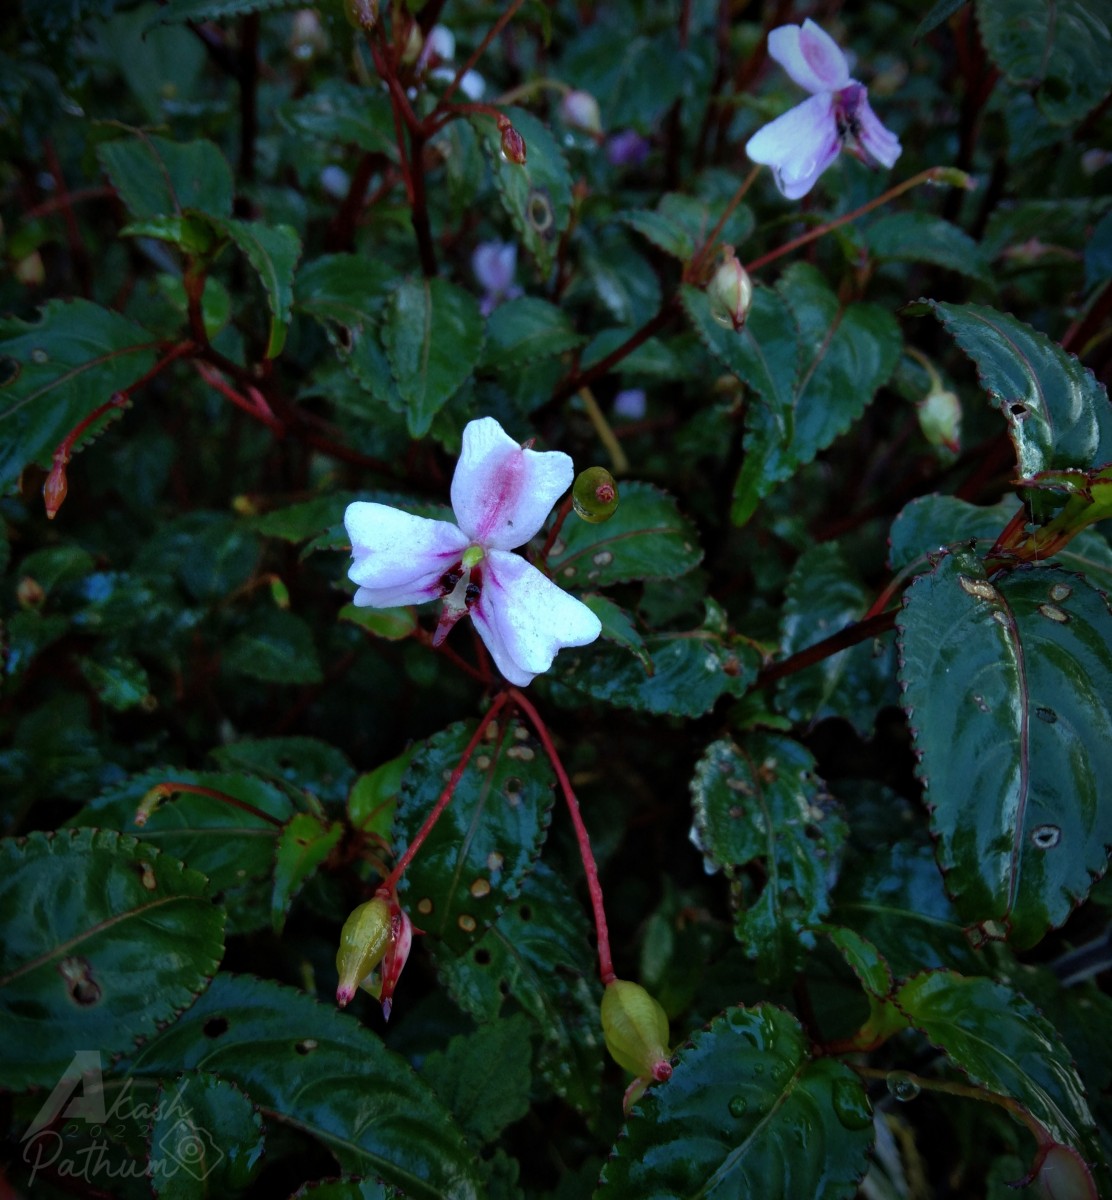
601, 979, 671, 1080
706, 251, 753, 331
336, 896, 391, 1007
572, 467, 619, 524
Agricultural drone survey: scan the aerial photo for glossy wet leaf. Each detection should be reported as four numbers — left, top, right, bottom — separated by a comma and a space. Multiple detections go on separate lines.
778, 543, 898, 734
977, 0, 1112, 124
597, 1005, 873, 1199
394, 719, 554, 955
271, 812, 343, 933
0, 299, 158, 492
128, 974, 480, 1200
224, 610, 323, 685
480, 297, 584, 368
913, 301, 1112, 485
547, 481, 702, 586
279, 80, 397, 157
149, 1073, 264, 1199
433, 863, 602, 1113
382, 277, 483, 438
149, 0, 301, 21
69, 769, 292, 935
619, 191, 753, 263
690, 735, 847, 982
208, 736, 355, 808
207, 217, 301, 358
897, 546, 1112, 948
887, 495, 1017, 571
894, 970, 1108, 1191
0, 828, 225, 1090
683, 264, 901, 525
867, 213, 990, 280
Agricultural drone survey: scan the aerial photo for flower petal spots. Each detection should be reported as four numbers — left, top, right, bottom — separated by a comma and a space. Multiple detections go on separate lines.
471, 550, 601, 686
450, 416, 573, 551
768, 20, 851, 94
745, 93, 841, 199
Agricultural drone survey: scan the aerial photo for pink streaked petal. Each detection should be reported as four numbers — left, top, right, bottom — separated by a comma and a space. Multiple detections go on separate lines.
450, 416, 573, 551
344, 502, 467, 602
745, 94, 841, 199
768, 20, 850, 94
854, 91, 902, 169
471, 550, 602, 686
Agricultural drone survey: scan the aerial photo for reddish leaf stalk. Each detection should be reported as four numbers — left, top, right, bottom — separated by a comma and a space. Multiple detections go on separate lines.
136, 782, 283, 828
509, 687, 616, 985
431, 0, 527, 113
756, 608, 899, 688
380, 692, 511, 894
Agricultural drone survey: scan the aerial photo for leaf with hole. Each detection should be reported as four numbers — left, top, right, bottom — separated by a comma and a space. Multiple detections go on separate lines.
897, 546, 1112, 948
0, 828, 225, 1090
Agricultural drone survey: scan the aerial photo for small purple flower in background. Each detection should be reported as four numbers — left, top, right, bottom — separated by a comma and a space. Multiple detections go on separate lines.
606, 129, 651, 168
613, 389, 646, 421
745, 19, 901, 199
344, 417, 602, 687
472, 241, 523, 315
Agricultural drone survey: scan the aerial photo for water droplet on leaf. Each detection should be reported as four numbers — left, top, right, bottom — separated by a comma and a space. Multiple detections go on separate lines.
832, 1078, 873, 1129
886, 1071, 921, 1102
728, 1095, 748, 1118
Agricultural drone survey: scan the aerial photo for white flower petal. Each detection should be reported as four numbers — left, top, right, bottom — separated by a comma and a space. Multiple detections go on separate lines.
459, 70, 486, 101
854, 91, 902, 168
768, 20, 851, 94
471, 550, 601, 686
451, 417, 573, 551
344, 502, 467, 606
745, 93, 841, 199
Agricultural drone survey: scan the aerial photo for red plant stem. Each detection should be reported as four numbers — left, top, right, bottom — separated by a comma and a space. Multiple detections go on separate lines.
509, 687, 616, 985
745, 168, 967, 275
756, 608, 899, 688
140, 782, 283, 827
538, 494, 574, 563
43, 138, 92, 297
432, 0, 526, 113
380, 693, 511, 894
686, 165, 762, 280
193, 360, 286, 435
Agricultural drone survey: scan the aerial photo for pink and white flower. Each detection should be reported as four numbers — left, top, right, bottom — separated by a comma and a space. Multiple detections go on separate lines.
745, 20, 901, 199
344, 417, 601, 686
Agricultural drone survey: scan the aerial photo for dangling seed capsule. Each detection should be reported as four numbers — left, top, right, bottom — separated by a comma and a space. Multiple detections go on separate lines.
572, 467, 619, 524
335, 896, 391, 1007
600, 979, 672, 1081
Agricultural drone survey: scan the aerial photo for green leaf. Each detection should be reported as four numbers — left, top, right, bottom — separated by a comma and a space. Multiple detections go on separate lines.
580, 593, 652, 671
224, 610, 323, 685
340, 602, 418, 641
421, 1014, 533, 1146
292, 1181, 390, 1200
271, 812, 343, 933
279, 80, 397, 157
778, 543, 897, 734
690, 735, 848, 982
78, 652, 152, 711
556, 604, 761, 718
547, 481, 703, 586
295, 256, 395, 329
0, 299, 158, 492
149, 1074, 264, 1199
618, 191, 753, 262
917, 0, 970, 37
887, 494, 1017, 571
480, 297, 584, 369
914, 300, 1112, 483
897, 546, 1112, 948
382, 277, 483, 438
977, 0, 1112, 124
894, 970, 1107, 1189
682, 264, 901, 525
433, 863, 602, 1113
483, 108, 572, 276
128, 974, 481, 1200
867, 212, 991, 281
207, 217, 301, 358
97, 134, 234, 221
68, 769, 293, 935
395, 719, 554, 954
348, 749, 413, 838
149, 0, 301, 22
0, 828, 225, 1090
597, 1005, 873, 1199
207, 736, 355, 808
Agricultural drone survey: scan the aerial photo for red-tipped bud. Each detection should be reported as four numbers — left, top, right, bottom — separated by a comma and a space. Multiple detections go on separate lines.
335, 896, 391, 1007
498, 119, 527, 165
43, 456, 69, 520
706, 252, 753, 332
601, 979, 671, 1084
378, 903, 415, 1021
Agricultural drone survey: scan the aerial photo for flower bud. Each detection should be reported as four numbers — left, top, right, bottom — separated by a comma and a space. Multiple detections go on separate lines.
572, 467, 619, 524
1033, 1143, 1098, 1200
43, 456, 69, 520
601, 979, 672, 1081
707, 253, 753, 331
335, 896, 391, 1007
559, 90, 602, 136
917, 385, 961, 453
343, 0, 378, 32
498, 119, 527, 165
